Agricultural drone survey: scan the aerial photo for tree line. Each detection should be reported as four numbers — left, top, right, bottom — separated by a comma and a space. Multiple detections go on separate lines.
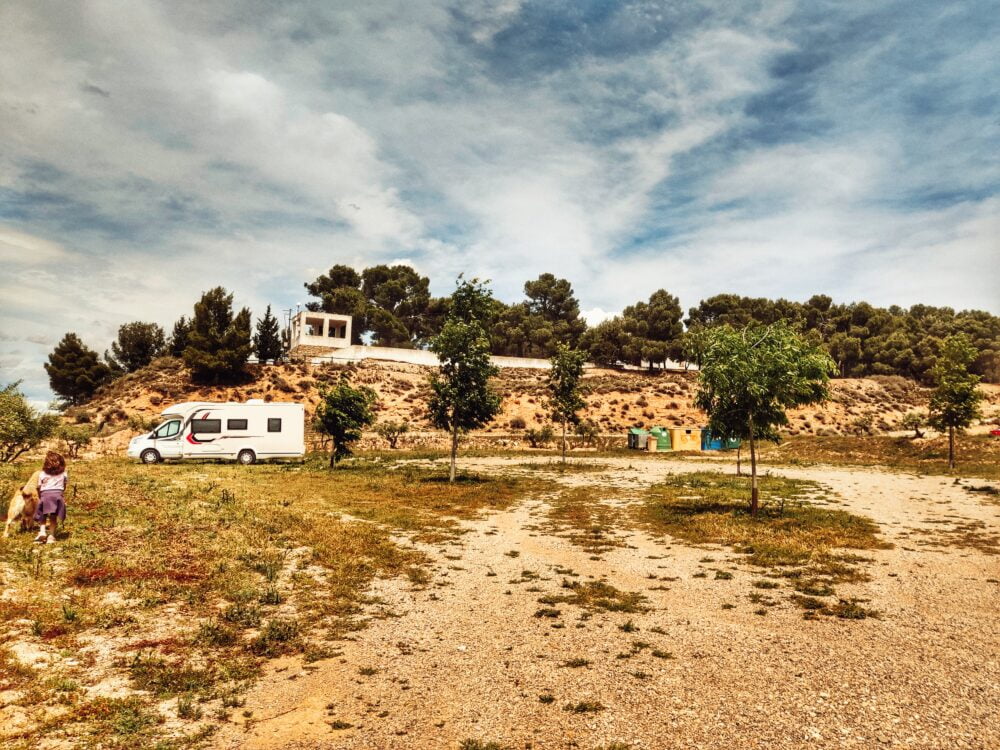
309, 279, 984, 489
42, 263, 1000, 406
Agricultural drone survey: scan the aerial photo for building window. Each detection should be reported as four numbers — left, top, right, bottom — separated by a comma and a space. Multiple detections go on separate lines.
192, 419, 222, 434
267, 418, 282, 433
305, 317, 324, 336
227, 419, 248, 430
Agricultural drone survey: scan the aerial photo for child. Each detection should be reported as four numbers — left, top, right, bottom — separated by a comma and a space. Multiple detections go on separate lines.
35, 451, 68, 544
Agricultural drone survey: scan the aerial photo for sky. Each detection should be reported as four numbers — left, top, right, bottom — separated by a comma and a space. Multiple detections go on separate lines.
2, 0, 999, 405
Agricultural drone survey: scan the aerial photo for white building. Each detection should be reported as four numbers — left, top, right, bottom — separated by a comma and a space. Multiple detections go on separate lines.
289, 311, 352, 353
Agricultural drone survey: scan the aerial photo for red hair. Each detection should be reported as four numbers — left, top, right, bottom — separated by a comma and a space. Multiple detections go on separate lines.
43, 450, 66, 475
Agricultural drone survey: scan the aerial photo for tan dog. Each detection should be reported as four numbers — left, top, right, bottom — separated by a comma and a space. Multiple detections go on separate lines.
3, 470, 41, 538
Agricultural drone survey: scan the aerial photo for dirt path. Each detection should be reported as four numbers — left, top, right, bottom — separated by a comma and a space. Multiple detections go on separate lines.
213, 458, 1000, 750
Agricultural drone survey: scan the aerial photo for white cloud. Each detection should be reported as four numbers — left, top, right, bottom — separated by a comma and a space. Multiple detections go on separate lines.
0, 228, 68, 264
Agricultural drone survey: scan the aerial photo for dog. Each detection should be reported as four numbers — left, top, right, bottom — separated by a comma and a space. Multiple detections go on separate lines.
3, 470, 41, 538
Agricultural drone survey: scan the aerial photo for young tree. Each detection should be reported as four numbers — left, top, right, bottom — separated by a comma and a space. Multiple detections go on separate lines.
314, 380, 377, 466
375, 420, 410, 449
183, 287, 253, 383
169, 316, 193, 357
108, 322, 166, 373
45, 333, 113, 404
694, 323, 834, 515
547, 344, 587, 462
0, 382, 59, 462
254, 305, 284, 363
428, 279, 501, 482
928, 334, 982, 469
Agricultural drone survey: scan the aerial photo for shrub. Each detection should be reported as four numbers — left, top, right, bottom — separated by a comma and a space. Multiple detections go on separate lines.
509, 416, 526, 430
375, 420, 409, 449
0, 383, 58, 463
574, 419, 599, 446
57, 422, 96, 458
524, 425, 554, 448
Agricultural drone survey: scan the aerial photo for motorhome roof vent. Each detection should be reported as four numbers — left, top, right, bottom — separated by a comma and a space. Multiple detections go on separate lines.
246, 399, 265, 404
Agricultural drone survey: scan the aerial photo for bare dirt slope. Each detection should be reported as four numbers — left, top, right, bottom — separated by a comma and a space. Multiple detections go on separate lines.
213, 457, 1000, 750
79, 358, 1000, 451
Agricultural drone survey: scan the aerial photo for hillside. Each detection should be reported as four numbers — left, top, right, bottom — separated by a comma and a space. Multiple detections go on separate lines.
74, 356, 1000, 452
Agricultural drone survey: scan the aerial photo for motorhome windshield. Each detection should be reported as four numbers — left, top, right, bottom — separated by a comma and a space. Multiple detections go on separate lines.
152, 419, 181, 439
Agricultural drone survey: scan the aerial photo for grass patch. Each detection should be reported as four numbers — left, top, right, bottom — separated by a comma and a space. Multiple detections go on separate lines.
636, 472, 889, 584
760, 435, 1000, 480
544, 487, 628, 553
0, 456, 544, 746
539, 579, 648, 613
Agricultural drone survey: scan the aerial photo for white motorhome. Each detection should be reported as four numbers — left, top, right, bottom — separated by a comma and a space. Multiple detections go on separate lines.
127, 400, 305, 464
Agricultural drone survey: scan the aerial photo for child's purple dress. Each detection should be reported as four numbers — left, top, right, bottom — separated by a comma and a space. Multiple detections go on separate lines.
35, 470, 67, 523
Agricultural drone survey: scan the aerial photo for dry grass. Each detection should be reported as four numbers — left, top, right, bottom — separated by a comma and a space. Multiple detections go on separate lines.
543, 487, 630, 554
539, 579, 648, 614
760, 435, 1000, 479
0, 456, 543, 748
636, 472, 890, 585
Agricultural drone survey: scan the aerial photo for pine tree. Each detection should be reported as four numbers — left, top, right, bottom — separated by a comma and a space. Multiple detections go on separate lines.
109, 322, 166, 372
254, 305, 284, 363
44, 333, 113, 404
182, 288, 253, 383
169, 316, 192, 357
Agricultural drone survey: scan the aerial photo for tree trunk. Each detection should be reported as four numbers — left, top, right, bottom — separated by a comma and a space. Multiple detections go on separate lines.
329, 447, 336, 468
561, 418, 567, 464
736, 445, 742, 477
748, 420, 759, 517
449, 426, 458, 482
948, 426, 955, 470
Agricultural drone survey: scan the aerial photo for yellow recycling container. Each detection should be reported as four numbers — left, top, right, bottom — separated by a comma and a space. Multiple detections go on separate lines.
668, 427, 702, 451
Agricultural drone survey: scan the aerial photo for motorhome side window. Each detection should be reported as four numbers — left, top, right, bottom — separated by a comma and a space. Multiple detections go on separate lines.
191, 419, 222, 434
267, 418, 282, 432
227, 419, 248, 430
154, 420, 180, 438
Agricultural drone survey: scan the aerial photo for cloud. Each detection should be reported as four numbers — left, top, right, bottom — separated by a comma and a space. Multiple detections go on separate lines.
0, 227, 68, 264
1, 0, 997, 403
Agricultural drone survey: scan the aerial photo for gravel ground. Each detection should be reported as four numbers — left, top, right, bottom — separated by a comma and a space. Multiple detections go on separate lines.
213, 458, 1000, 750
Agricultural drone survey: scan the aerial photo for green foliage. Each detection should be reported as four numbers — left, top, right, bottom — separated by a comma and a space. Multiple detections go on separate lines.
574, 418, 599, 446
169, 315, 192, 358
57, 422, 96, 458
108, 322, 166, 373
253, 304, 284, 363
696, 323, 834, 444
928, 335, 982, 432
899, 411, 926, 439
523, 425, 554, 448
314, 380, 377, 465
928, 334, 983, 468
580, 317, 629, 367
492, 274, 587, 358
0, 382, 59, 462
695, 323, 835, 513
45, 332, 114, 404
621, 289, 684, 368
429, 278, 502, 480
375, 420, 410, 449
686, 294, 1000, 383
304, 263, 439, 347
182, 287, 253, 384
